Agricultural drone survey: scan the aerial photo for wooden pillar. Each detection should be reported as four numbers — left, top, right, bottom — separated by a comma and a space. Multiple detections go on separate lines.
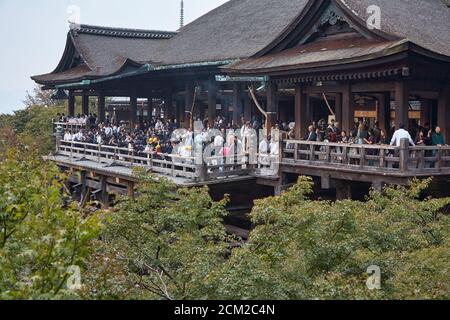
127, 181, 135, 200
98, 92, 106, 124
100, 176, 109, 208
82, 92, 89, 115
335, 180, 352, 200
334, 93, 342, 130
266, 82, 278, 132
438, 84, 450, 144
395, 81, 409, 130
342, 84, 355, 134
164, 86, 173, 120
295, 85, 308, 139
420, 99, 431, 127
80, 171, 88, 207
176, 101, 183, 124
147, 96, 153, 122
207, 81, 217, 127
130, 95, 137, 128
244, 95, 252, 123
68, 91, 75, 117
233, 83, 243, 127
185, 82, 195, 129
376, 92, 390, 132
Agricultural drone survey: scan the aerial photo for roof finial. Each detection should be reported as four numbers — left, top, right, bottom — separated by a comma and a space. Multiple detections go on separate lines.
180, 0, 185, 29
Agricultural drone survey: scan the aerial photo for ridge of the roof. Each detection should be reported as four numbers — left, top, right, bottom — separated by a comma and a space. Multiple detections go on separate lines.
69, 23, 177, 39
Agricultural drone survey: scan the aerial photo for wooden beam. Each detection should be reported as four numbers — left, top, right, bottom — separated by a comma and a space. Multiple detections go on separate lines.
395, 81, 409, 130
420, 99, 431, 127
97, 92, 106, 124
294, 85, 308, 139
147, 96, 154, 123
185, 82, 195, 129
82, 92, 89, 115
342, 84, 355, 134
266, 82, 278, 132
208, 81, 217, 127
130, 95, 138, 129
233, 83, 243, 127
127, 181, 135, 200
164, 85, 173, 120
334, 93, 342, 130
375, 92, 390, 132
244, 95, 252, 123
68, 91, 75, 117
352, 82, 394, 93
438, 84, 450, 144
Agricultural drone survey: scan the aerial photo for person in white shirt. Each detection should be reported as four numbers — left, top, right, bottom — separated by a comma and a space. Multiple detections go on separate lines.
390, 124, 415, 147
73, 130, 84, 142
63, 130, 73, 142
104, 125, 113, 136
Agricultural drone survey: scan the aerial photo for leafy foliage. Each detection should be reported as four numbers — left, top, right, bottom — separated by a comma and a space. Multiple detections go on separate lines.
209, 177, 450, 300
81, 171, 232, 300
0, 144, 102, 299
1, 86, 66, 155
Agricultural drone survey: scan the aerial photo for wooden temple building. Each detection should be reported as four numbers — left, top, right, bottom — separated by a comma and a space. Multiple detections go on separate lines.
32, 0, 450, 204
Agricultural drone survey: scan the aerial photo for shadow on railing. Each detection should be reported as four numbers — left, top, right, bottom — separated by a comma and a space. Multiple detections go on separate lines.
282, 139, 450, 175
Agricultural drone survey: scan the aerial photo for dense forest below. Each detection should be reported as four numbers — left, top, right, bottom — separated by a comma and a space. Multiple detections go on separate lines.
0, 87, 449, 300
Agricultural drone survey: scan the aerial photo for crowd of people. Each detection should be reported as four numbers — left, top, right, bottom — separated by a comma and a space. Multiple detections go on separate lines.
57, 114, 282, 164
56, 112, 447, 166
303, 118, 447, 148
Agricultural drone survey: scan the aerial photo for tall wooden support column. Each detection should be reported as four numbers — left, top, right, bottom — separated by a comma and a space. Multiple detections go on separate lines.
185, 82, 195, 129
130, 95, 138, 128
395, 81, 409, 130
100, 176, 109, 208
80, 171, 88, 207
82, 92, 89, 115
164, 86, 173, 120
207, 81, 217, 127
127, 181, 135, 200
68, 91, 75, 117
98, 92, 106, 124
438, 84, 450, 143
420, 99, 431, 127
376, 92, 391, 132
266, 82, 278, 132
176, 101, 183, 125
334, 93, 342, 129
295, 85, 308, 139
147, 96, 153, 122
233, 83, 243, 127
342, 84, 355, 134
244, 95, 252, 123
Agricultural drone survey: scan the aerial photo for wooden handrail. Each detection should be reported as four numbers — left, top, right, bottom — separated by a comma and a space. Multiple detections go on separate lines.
281, 139, 450, 174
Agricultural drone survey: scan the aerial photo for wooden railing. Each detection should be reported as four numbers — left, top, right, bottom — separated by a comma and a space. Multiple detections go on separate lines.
57, 140, 258, 182
282, 139, 450, 175
53, 121, 88, 133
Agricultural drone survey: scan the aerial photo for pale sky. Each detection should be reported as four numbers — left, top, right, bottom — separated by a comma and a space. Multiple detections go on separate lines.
0, 0, 228, 114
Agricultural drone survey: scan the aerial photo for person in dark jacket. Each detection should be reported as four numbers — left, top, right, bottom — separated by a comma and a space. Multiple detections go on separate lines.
432, 127, 446, 146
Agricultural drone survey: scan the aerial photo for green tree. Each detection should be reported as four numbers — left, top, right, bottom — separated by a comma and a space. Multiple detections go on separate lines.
0, 143, 102, 299
209, 177, 450, 300
81, 172, 232, 300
